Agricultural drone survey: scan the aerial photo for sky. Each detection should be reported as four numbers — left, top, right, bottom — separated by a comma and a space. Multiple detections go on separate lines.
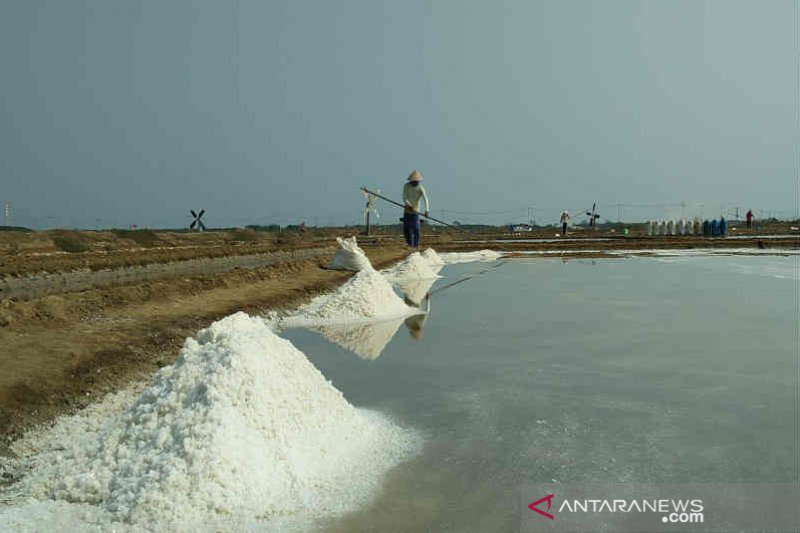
1, 0, 797, 229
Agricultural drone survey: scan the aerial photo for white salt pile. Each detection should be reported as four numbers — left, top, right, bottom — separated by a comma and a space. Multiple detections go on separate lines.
0, 313, 420, 532
284, 268, 416, 327
421, 248, 445, 266
328, 236, 374, 272
383, 252, 441, 280
437, 250, 503, 264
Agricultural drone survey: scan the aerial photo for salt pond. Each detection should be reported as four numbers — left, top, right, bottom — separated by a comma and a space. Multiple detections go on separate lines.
284, 254, 798, 532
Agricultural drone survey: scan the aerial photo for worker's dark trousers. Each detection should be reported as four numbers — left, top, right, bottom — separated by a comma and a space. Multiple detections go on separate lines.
403, 213, 421, 248
562, 222, 567, 235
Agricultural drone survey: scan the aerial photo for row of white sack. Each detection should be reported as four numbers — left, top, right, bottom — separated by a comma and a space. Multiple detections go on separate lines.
646, 219, 727, 236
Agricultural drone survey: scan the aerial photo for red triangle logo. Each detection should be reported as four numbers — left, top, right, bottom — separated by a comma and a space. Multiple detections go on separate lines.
528, 493, 555, 520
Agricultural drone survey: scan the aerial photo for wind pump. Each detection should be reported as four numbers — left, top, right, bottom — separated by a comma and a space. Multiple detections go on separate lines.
189, 209, 206, 231
585, 203, 600, 229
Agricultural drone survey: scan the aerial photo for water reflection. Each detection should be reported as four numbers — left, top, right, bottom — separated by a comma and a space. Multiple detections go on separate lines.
309, 276, 437, 359
309, 318, 406, 360
394, 277, 437, 307
396, 276, 437, 342
403, 293, 431, 341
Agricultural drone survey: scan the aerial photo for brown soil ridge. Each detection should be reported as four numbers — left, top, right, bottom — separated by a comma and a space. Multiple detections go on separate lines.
1, 246, 334, 301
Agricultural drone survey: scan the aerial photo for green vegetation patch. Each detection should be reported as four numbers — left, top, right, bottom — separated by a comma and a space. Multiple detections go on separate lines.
112, 229, 161, 248
52, 231, 89, 253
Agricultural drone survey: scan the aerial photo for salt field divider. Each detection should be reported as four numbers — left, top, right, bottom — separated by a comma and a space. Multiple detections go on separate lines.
1, 247, 334, 301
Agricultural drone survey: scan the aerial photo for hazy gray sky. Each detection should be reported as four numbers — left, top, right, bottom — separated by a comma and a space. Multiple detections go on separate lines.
1, 0, 797, 228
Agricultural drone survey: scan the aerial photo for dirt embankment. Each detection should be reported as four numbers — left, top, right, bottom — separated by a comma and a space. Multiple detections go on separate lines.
0, 228, 388, 277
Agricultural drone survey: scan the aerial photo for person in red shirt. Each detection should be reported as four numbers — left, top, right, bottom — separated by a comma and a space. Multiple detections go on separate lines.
746, 210, 754, 230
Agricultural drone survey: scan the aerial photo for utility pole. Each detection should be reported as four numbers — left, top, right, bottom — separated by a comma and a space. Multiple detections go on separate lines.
527, 207, 532, 226
364, 191, 377, 235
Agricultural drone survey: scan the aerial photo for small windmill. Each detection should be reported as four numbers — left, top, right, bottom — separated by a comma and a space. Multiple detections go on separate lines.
189, 209, 206, 231
585, 203, 600, 229
363, 189, 380, 235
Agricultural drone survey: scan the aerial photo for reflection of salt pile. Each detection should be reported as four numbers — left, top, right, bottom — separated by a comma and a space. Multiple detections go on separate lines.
328, 236, 374, 271
311, 318, 405, 360
437, 250, 502, 264
421, 248, 445, 266
287, 268, 415, 326
5, 313, 420, 530
384, 252, 442, 280
395, 277, 437, 306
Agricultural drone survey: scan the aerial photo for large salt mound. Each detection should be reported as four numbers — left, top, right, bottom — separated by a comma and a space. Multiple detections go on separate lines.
286, 268, 415, 326
3, 313, 420, 530
328, 236, 374, 272
384, 252, 441, 280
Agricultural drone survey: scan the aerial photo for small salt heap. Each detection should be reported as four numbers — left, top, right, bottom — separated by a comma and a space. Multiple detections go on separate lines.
3, 313, 420, 530
384, 252, 441, 280
287, 268, 415, 326
328, 236, 374, 272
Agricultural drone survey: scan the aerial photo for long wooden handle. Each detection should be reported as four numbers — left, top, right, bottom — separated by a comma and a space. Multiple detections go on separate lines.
360, 187, 468, 232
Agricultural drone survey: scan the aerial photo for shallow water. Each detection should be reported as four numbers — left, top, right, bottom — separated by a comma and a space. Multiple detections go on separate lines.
283, 256, 798, 532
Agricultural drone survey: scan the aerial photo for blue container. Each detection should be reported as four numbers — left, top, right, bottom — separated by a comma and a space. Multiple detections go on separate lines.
702, 220, 711, 236
711, 219, 719, 236
719, 217, 728, 236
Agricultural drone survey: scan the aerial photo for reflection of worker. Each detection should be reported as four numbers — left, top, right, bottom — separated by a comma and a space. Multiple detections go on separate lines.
403, 170, 430, 250
559, 211, 570, 236
403, 292, 431, 341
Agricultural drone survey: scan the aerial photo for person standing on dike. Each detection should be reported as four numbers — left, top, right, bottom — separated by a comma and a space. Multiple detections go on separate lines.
559, 210, 570, 236
402, 170, 430, 250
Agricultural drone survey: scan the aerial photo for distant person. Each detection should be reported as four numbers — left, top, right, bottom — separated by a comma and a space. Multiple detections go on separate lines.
746, 209, 754, 230
402, 170, 430, 250
560, 211, 570, 236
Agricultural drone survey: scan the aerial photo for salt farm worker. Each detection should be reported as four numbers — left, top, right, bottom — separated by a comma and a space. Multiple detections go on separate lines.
560, 211, 570, 236
746, 209, 754, 230
403, 170, 430, 250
